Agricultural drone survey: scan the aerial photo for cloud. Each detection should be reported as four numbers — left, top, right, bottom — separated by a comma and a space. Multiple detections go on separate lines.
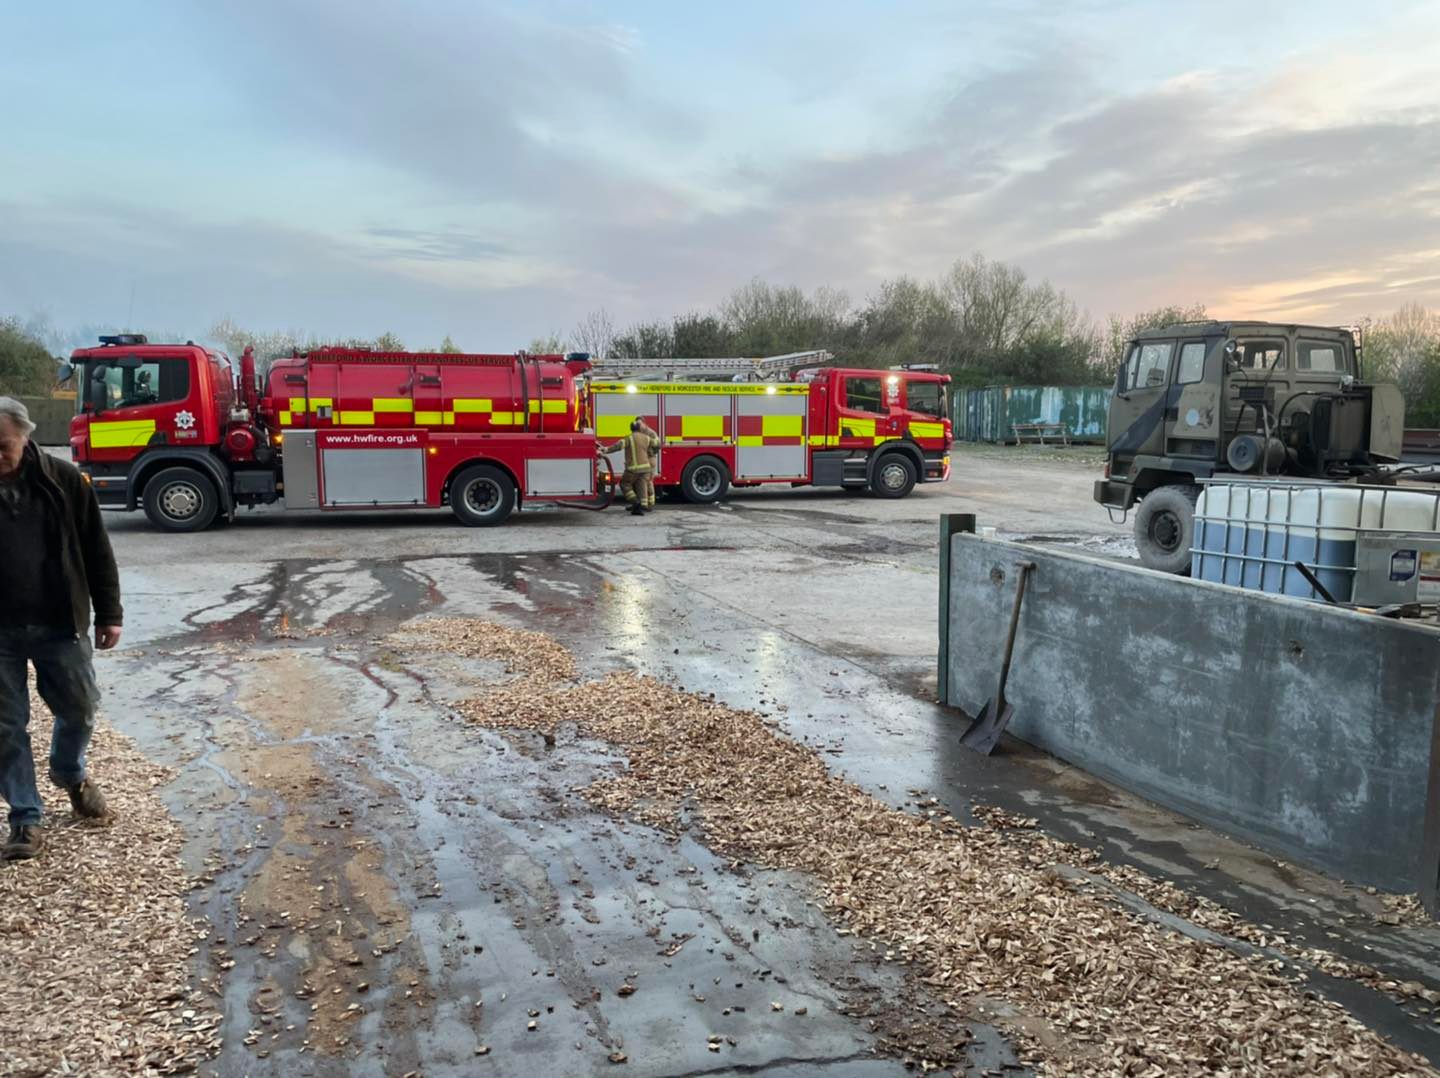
4, 2, 1439, 343
362, 228, 512, 262
0, 199, 584, 348
194, 0, 693, 218
595, 46, 1440, 324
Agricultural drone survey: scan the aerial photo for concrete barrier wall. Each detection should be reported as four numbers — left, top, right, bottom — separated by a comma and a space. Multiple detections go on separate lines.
17, 396, 73, 445
940, 523, 1440, 903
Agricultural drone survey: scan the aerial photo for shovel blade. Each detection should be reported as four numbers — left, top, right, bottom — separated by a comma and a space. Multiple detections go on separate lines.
959, 699, 1013, 755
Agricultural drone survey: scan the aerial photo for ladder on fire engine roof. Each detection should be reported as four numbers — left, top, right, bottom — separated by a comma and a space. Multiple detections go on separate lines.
585, 350, 834, 380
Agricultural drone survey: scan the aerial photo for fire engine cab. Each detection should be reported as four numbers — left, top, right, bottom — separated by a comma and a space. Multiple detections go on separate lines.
63, 335, 951, 531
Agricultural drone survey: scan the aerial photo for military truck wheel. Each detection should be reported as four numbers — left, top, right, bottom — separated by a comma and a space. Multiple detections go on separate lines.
1134, 484, 1201, 574
681, 457, 730, 503
142, 467, 219, 532
870, 453, 917, 499
450, 464, 516, 527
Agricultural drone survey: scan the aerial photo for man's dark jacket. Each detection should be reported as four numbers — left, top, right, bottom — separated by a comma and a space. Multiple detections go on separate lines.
24, 442, 123, 632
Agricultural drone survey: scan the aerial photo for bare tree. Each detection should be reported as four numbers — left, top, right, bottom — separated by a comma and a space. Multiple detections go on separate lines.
719, 279, 851, 356
526, 333, 569, 354
571, 308, 615, 360
1104, 303, 1209, 367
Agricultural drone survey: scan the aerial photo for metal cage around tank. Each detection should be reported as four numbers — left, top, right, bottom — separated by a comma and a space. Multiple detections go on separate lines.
1190, 478, 1440, 602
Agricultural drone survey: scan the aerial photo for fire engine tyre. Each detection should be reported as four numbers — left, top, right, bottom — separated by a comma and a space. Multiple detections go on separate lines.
1133, 483, 1201, 575
142, 467, 219, 532
450, 464, 516, 527
870, 453, 917, 499
680, 457, 730, 504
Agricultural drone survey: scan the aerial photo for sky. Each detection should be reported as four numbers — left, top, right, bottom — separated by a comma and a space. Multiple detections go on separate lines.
2, 0, 1438, 351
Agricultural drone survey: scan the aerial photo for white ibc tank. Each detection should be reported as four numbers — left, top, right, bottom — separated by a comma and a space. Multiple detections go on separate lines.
1192, 481, 1440, 600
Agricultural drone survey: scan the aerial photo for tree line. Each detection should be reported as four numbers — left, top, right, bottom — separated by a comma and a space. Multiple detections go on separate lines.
543, 255, 1138, 388
3, 254, 1440, 425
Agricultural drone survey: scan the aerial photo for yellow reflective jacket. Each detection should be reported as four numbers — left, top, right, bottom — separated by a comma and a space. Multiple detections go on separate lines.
602, 430, 659, 472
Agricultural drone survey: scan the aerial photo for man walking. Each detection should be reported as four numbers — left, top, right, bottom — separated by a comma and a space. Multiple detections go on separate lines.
601, 418, 660, 516
0, 397, 122, 862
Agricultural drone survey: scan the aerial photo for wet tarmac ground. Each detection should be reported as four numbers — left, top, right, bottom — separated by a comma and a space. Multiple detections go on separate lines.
92, 474, 1440, 1075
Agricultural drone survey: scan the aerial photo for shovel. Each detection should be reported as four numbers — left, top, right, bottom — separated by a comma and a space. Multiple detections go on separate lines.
959, 561, 1035, 755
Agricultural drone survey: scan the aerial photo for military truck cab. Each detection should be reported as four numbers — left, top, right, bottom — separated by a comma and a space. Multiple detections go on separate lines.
1094, 321, 1405, 572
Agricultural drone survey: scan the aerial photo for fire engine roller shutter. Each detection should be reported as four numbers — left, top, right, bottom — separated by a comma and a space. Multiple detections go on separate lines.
594, 391, 659, 474
526, 458, 594, 497
735, 392, 807, 479
322, 446, 425, 506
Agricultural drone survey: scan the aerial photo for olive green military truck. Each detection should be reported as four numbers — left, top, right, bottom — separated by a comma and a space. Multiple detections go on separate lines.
1093, 321, 1406, 572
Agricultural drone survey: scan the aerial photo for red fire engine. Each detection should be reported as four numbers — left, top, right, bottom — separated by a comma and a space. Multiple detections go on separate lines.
64, 335, 951, 531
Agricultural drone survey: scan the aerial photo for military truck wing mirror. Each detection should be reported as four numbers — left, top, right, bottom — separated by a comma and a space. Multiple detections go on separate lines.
1223, 339, 1240, 370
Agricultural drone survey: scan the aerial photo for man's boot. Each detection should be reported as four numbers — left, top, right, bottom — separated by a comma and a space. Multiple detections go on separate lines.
2, 824, 43, 861
629, 503, 644, 517
63, 778, 108, 819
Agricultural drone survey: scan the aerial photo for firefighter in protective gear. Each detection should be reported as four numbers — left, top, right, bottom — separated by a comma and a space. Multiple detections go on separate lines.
600, 419, 659, 515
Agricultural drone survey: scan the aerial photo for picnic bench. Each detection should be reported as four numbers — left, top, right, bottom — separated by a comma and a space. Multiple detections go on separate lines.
1012, 422, 1070, 446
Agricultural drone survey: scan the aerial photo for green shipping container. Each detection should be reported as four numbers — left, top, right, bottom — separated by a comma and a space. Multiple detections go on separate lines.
953, 385, 1112, 444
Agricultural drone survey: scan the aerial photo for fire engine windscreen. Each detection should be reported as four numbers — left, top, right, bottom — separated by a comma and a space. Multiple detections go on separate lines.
78, 358, 191, 415
908, 381, 946, 418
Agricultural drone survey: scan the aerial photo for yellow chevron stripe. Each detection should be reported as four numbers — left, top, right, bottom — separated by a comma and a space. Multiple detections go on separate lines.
90, 419, 156, 448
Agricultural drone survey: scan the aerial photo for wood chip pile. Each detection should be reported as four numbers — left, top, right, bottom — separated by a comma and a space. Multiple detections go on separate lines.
417, 618, 1436, 1076
1, 687, 219, 1076
393, 617, 576, 682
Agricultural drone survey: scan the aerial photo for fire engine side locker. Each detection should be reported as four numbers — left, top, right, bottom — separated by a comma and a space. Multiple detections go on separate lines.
735, 388, 808, 480
282, 430, 429, 508
322, 445, 425, 505
281, 430, 320, 509
594, 390, 660, 477
525, 457, 595, 497
661, 390, 732, 449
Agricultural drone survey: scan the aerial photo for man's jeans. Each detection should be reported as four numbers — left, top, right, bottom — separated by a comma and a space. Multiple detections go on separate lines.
0, 627, 99, 826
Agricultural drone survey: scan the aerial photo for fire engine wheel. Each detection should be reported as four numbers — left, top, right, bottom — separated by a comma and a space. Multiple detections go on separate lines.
142, 467, 218, 532
870, 453, 917, 499
1133, 484, 1201, 575
680, 457, 730, 504
450, 464, 516, 527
